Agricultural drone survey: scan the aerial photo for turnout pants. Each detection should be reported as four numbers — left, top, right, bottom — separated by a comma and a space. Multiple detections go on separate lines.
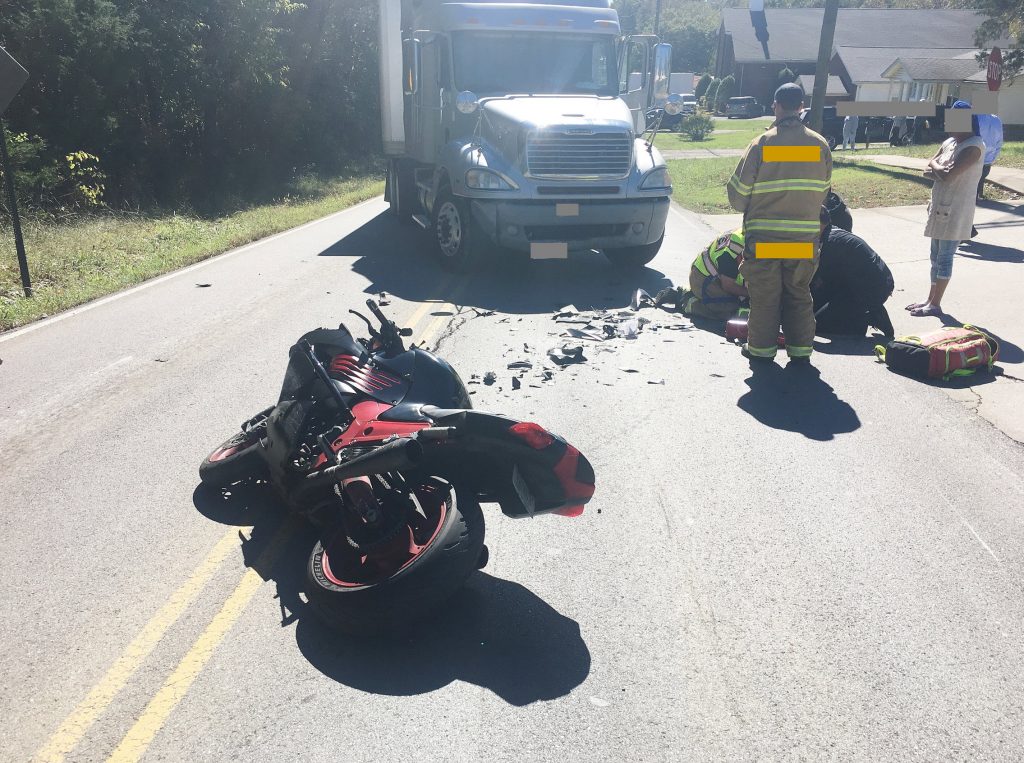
688, 265, 741, 321
739, 256, 818, 358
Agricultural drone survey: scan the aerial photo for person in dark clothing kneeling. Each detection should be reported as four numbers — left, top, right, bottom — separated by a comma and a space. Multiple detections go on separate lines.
812, 207, 895, 337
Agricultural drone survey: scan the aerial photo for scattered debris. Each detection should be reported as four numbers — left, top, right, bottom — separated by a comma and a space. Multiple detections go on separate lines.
154, 358, 168, 363
566, 327, 604, 342
710, 373, 725, 378
507, 360, 533, 370
554, 304, 579, 317
511, 377, 521, 390
541, 370, 554, 381
471, 308, 496, 317
547, 346, 587, 366
618, 318, 641, 339
196, 283, 212, 288
483, 371, 497, 385
630, 288, 655, 311
378, 291, 391, 306
431, 310, 454, 317
648, 378, 665, 385
620, 367, 639, 373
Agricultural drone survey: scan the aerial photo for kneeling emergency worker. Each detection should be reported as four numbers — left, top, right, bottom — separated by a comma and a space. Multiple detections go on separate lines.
726, 83, 832, 363
678, 229, 748, 320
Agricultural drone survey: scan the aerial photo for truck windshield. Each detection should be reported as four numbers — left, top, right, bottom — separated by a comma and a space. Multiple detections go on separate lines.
452, 32, 616, 96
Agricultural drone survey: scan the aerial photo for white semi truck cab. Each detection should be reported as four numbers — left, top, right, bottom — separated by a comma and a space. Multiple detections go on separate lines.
380, 0, 679, 269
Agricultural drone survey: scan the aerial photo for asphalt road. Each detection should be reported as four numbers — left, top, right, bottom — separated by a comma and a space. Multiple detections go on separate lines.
4, 199, 1024, 762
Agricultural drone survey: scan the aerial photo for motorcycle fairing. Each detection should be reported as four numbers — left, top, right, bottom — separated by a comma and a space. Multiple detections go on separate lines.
417, 408, 596, 518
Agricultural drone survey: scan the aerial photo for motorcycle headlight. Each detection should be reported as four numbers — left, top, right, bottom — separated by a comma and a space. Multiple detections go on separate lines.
640, 167, 672, 191
466, 168, 517, 190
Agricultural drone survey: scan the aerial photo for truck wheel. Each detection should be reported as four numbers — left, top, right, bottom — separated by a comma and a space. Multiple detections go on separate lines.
387, 159, 417, 221
433, 186, 484, 271
604, 234, 663, 270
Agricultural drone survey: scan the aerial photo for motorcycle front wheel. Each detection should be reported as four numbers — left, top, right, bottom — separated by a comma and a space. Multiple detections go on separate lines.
198, 409, 271, 487
305, 478, 485, 635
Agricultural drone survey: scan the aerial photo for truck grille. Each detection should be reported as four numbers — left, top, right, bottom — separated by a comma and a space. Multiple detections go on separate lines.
526, 131, 632, 179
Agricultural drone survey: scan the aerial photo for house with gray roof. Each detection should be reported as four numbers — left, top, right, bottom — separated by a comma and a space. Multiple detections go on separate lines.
714, 8, 1020, 123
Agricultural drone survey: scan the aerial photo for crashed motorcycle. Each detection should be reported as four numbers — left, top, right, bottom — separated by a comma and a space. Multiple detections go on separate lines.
199, 299, 595, 634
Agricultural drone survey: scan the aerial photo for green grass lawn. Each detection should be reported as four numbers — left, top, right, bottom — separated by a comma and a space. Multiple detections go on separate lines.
841, 139, 1024, 170
0, 173, 384, 331
654, 117, 772, 151
668, 155, 1016, 214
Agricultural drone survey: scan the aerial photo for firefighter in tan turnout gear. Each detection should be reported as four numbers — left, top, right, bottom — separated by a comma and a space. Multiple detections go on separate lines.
727, 83, 832, 362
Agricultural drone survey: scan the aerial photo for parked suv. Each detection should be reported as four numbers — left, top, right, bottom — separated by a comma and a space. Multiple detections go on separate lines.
726, 96, 762, 118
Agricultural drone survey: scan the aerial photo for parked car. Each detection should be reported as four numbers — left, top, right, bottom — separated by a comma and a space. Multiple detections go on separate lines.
726, 96, 762, 118
801, 105, 842, 149
681, 94, 697, 114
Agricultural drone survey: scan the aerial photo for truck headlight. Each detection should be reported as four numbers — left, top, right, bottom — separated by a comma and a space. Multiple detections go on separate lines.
640, 167, 672, 190
466, 168, 517, 190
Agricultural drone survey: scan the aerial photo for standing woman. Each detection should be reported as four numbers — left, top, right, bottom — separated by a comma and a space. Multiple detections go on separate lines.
906, 101, 985, 317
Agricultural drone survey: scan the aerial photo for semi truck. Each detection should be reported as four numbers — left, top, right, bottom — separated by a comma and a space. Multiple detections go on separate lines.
379, 0, 680, 270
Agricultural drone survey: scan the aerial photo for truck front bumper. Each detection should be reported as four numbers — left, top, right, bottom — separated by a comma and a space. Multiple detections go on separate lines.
469, 197, 670, 254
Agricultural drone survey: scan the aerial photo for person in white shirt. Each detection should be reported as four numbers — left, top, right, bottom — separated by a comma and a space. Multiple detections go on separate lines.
906, 101, 985, 317
842, 114, 859, 150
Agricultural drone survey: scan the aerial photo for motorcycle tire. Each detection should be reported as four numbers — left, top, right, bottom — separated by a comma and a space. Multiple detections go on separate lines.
198, 419, 269, 487
305, 481, 485, 635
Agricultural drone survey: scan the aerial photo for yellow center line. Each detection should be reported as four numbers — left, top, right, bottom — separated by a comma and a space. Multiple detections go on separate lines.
107, 516, 299, 763
34, 284, 462, 763
32, 529, 247, 763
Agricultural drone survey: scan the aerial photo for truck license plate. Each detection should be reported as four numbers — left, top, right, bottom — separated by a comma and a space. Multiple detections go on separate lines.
530, 242, 568, 260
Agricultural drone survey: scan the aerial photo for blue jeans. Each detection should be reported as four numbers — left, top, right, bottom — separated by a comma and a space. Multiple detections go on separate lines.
930, 238, 959, 282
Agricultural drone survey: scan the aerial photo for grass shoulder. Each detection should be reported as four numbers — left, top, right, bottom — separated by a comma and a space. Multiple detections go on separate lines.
667, 155, 1015, 214
0, 173, 383, 332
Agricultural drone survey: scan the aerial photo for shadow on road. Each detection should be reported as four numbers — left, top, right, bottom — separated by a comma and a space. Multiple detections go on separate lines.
319, 212, 674, 315
192, 482, 591, 706
737, 363, 861, 440
957, 240, 1024, 264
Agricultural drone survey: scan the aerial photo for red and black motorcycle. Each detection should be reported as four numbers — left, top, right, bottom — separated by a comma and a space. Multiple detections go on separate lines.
200, 299, 595, 634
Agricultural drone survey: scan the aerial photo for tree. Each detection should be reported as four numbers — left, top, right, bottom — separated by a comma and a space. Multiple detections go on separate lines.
776, 67, 798, 88
973, 0, 1023, 77
695, 73, 713, 99
715, 74, 736, 111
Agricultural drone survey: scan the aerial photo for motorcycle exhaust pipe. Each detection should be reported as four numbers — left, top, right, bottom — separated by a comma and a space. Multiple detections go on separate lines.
295, 437, 424, 500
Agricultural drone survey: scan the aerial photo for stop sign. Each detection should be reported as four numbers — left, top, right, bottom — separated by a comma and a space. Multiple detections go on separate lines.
988, 47, 1002, 91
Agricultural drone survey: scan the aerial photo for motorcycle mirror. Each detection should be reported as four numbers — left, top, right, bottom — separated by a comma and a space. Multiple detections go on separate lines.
399, 327, 413, 337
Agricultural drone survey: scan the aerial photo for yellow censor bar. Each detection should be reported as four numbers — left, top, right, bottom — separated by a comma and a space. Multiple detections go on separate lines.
762, 145, 821, 163
756, 242, 815, 259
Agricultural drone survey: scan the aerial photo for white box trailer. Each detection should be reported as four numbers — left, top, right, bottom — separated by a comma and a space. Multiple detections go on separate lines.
380, 0, 678, 270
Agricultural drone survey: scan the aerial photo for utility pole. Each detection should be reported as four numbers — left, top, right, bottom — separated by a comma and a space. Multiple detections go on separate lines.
654, 0, 663, 36
809, 0, 839, 134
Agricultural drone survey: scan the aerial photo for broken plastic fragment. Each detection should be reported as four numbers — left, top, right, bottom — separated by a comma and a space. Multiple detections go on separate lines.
483, 371, 497, 385
618, 318, 641, 339
648, 378, 665, 385
630, 289, 655, 311
378, 291, 391, 306
546, 346, 586, 366
507, 361, 533, 370
512, 377, 522, 390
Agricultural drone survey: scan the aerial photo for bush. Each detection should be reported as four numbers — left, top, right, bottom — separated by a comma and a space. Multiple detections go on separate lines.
694, 73, 712, 99
704, 79, 721, 112
714, 74, 736, 113
679, 112, 716, 141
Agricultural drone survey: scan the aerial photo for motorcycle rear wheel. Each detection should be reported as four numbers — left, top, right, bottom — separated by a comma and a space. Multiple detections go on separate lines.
198, 415, 269, 487
305, 478, 484, 635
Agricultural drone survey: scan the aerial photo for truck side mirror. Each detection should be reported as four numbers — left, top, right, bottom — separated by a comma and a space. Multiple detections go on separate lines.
652, 43, 672, 106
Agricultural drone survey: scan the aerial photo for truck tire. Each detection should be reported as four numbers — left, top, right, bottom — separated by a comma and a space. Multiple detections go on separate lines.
386, 159, 417, 221
433, 186, 485, 271
604, 234, 663, 270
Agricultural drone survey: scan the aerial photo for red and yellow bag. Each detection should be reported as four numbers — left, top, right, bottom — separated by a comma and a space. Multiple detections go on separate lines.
875, 325, 999, 381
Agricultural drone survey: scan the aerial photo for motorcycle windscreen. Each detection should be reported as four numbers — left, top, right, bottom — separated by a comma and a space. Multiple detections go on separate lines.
423, 409, 595, 518
279, 326, 369, 402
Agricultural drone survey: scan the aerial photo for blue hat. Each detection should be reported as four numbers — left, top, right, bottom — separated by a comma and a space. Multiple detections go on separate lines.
951, 100, 971, 109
